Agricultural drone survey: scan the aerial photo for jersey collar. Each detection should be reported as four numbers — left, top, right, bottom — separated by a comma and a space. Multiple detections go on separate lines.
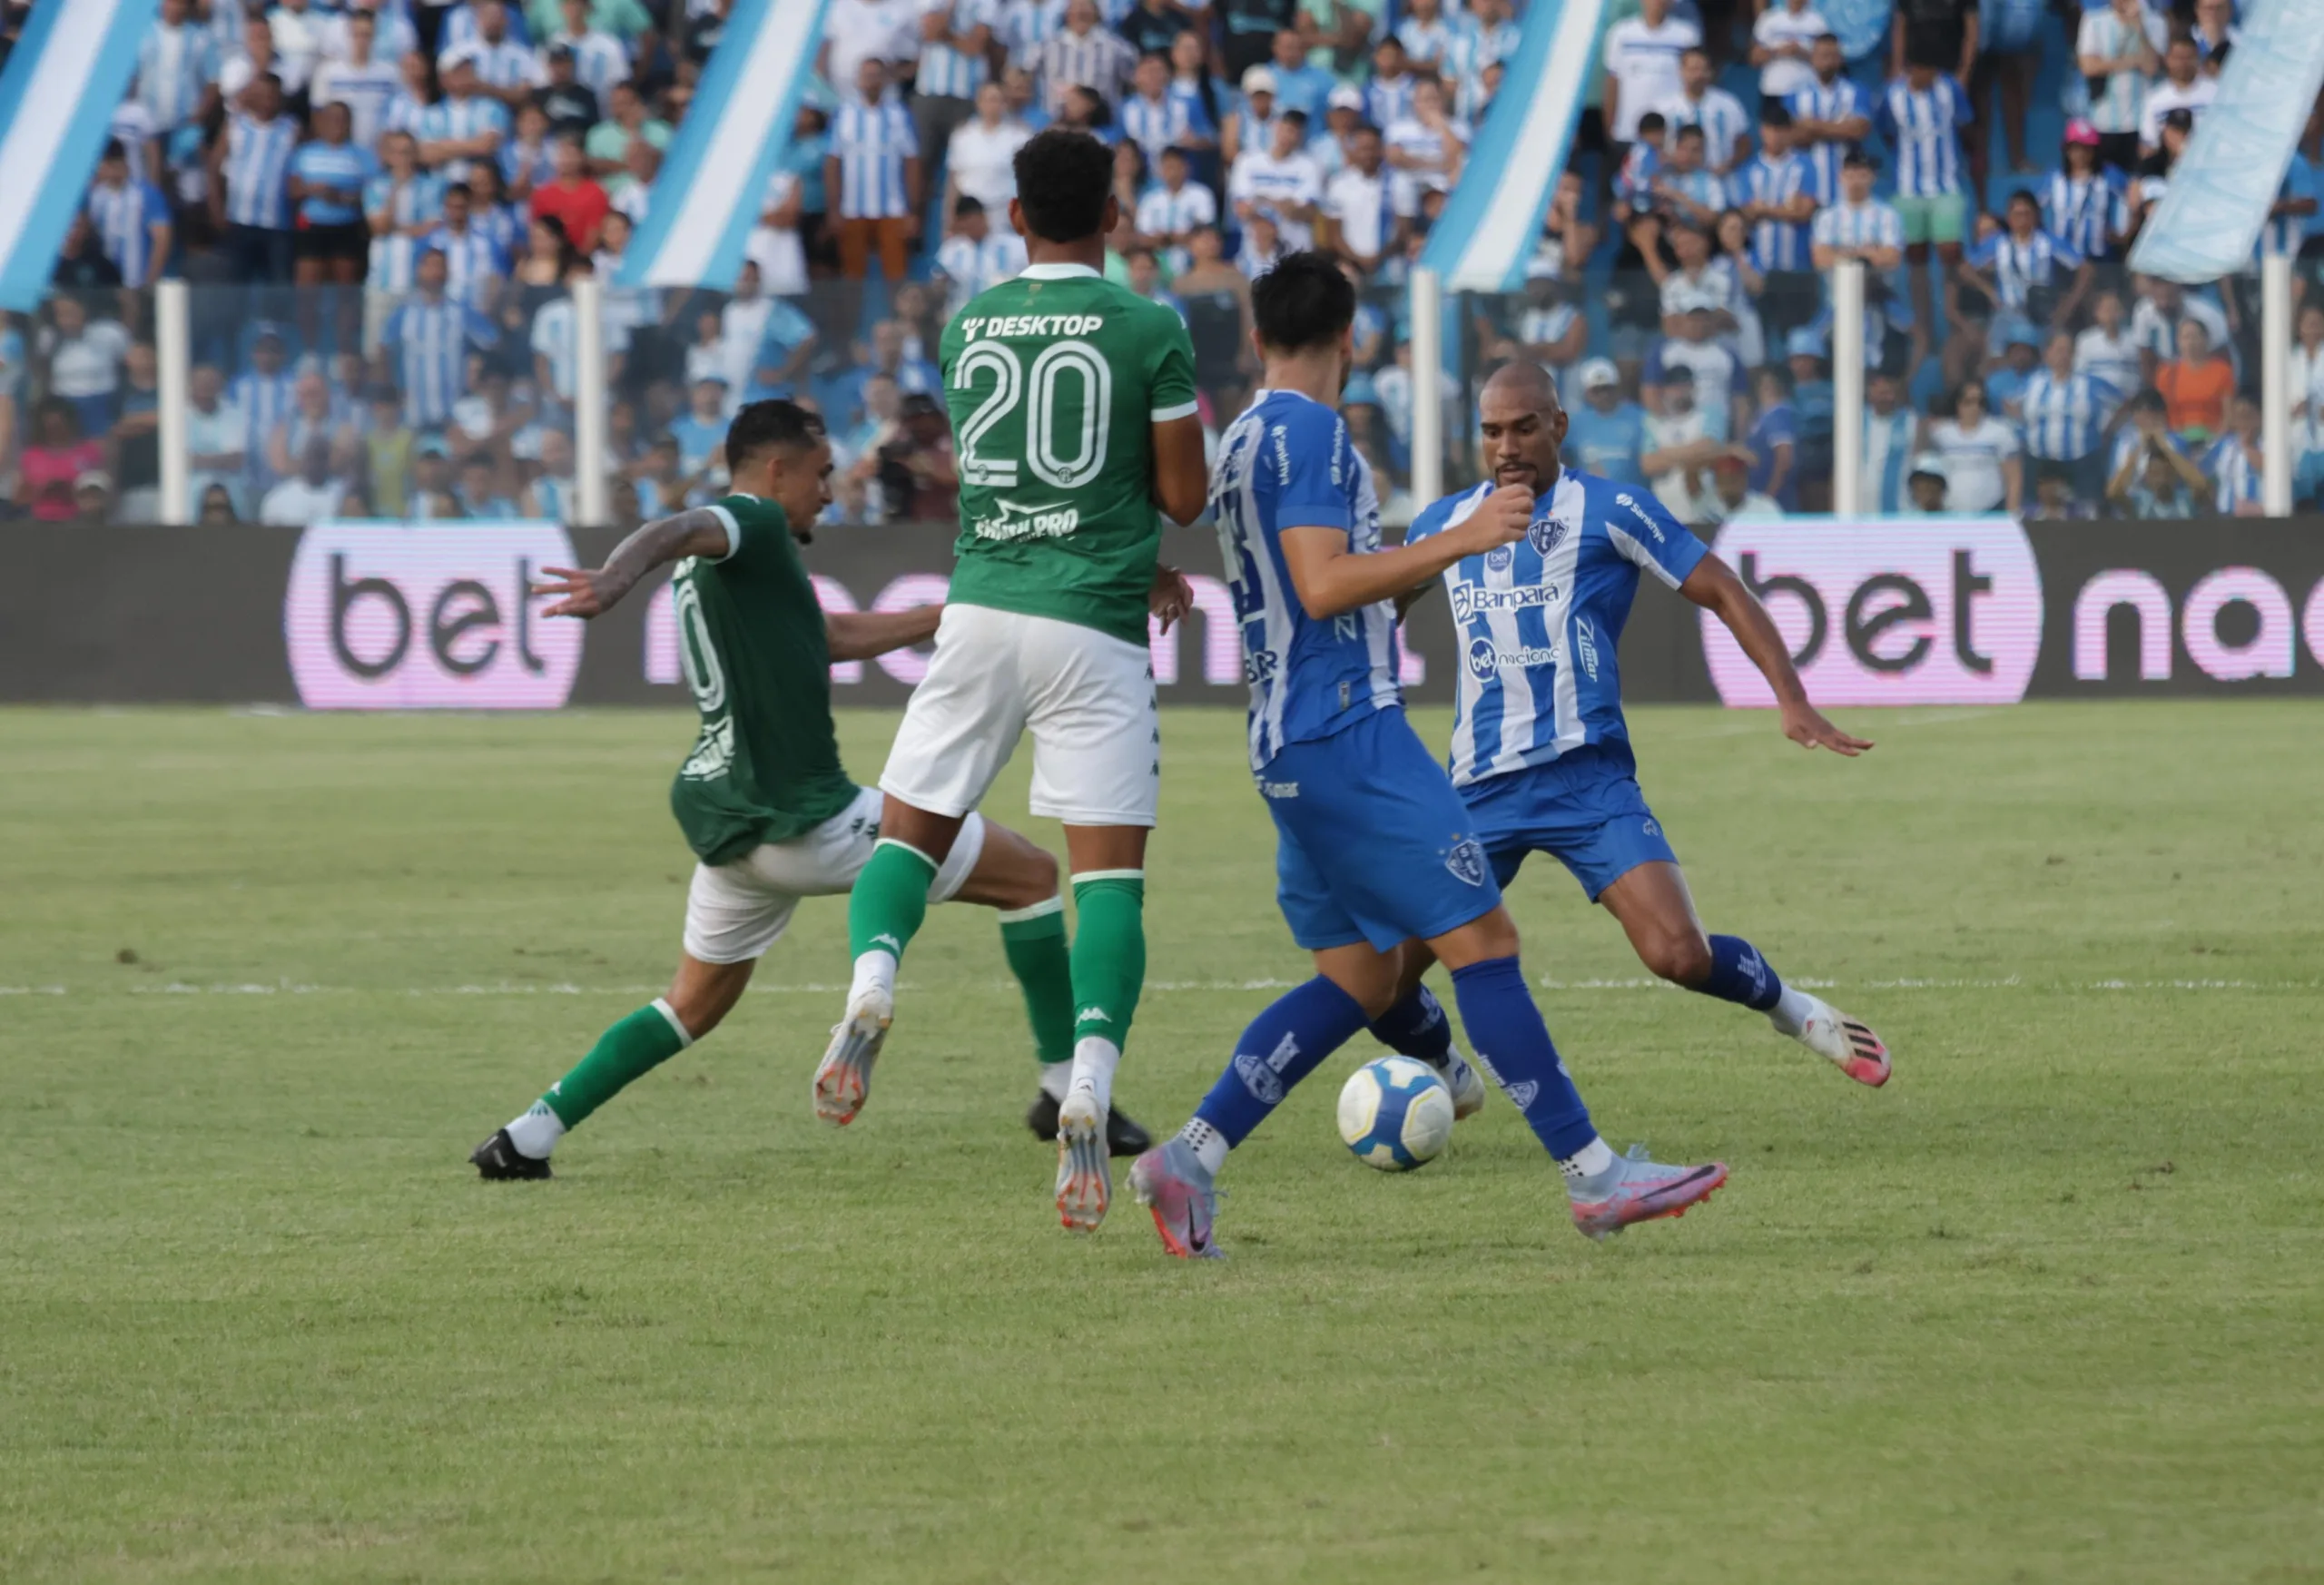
1018, 263, 1102, 281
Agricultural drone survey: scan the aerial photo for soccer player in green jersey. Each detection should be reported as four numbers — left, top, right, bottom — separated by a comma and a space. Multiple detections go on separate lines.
824, 129, 1211, 1234
469, 400, 1147, 1179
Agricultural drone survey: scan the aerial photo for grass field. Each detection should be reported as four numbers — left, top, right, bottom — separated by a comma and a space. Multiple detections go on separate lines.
4, 701, 2321, 1583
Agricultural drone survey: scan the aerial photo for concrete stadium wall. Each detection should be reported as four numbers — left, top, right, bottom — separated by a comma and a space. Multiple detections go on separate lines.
4, 520, 2321, 705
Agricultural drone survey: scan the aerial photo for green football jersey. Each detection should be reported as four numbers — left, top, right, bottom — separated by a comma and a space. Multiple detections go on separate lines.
940, 262, 1199, 646
665, 495, 859, 865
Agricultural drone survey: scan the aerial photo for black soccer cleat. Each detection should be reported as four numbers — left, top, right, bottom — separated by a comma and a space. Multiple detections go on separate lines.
470, 1127, 553, 1180
1024, 1089, 1153, 1157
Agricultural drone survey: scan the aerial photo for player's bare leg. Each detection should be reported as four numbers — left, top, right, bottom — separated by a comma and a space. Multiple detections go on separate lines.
473, 954, 754, 1179
1597, 861, 1890, 1087
1050, 823, 1149, 1232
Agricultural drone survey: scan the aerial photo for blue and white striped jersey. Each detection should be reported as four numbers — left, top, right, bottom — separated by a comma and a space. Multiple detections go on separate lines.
1212, 389, 1400, 773
2017, 368, 2115, 459
222, 112, 300, 229
1967, 228, 2083, 310
1741, 149, 1814, 271
832, 96, 918, 218
1785, 76, 1867, 205
231, 368, 296, 487
1876, 74, 1971, 197
1657, 86, 1752, 172
467, 38, 542, 94
414, 94, 511, 182
1118, 92, 1194, 165
914, 0, 997, 98
1811, 196, 1904, 252
1409, 471, 1705, 788
1364, 74, 1416, 134
423, 225, 508, 310
138, 20, 218, 132
1001, 0, 1067, 69
2041, 170, 2129, 261
381, 295, 500, 428
2203, 433, 2261, 513
560, 30, 633, 102
85, 181, 171, 286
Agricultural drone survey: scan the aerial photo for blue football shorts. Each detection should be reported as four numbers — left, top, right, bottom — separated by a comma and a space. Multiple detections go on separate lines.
1459, 741, 1679, 901
1260, 707, 1503, 953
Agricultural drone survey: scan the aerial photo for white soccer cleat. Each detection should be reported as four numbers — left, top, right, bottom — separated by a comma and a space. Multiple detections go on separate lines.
1054, 1090, 1112, 1232
813, 986, 892, 1125
1789, 996, 1891, 1088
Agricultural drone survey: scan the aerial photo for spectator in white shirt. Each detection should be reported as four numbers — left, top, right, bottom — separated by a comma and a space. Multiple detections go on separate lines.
821, 0, 917, 103
260, 437, 350, 525
1322, 124, 1402, 279
945, 81, 1031, 224
1229, 110, 1325, 254
2140, 36, 2218, 155
1750, 0, 1828, 105
1600, 0, 1701, 146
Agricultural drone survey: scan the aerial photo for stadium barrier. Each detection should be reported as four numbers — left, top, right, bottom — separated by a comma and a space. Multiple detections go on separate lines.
5, 518, 2323, 706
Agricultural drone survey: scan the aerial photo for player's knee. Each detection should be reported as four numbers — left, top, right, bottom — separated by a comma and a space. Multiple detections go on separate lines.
998, 842, 1060, 911
1640, 929, 1714, 986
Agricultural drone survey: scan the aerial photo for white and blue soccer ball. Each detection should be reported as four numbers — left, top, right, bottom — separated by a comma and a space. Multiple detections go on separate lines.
1336, 1057, 1456, 1172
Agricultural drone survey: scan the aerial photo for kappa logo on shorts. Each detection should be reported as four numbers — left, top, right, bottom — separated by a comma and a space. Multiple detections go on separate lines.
1527, 517, 1568, 556
1444, 838, 1487, 887
1504, 1079, 1540, 1111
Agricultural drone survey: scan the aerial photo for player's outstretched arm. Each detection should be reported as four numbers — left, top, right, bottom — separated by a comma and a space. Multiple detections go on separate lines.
531, 507, 739, 619
1278, 485, 1534, 620
1679, 555, 1875, 755
825, 605, 943, 662
1150, 415, 1210, 526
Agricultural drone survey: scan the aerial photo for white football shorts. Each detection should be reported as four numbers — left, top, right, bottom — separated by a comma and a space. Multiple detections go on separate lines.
681, 784, 986, 964
879, 603, 1161, 828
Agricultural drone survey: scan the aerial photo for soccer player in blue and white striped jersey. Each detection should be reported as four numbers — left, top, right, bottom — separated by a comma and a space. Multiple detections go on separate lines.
1130, 258, 1734, 1260
1406, 359, 1891, 1095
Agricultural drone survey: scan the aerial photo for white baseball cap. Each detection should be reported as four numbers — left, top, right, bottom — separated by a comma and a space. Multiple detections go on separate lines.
1577, 358, 1620, 391
1240, 65, 1277, 95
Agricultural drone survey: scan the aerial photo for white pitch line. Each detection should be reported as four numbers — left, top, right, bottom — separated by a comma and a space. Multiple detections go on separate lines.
6, 975, 2313, 998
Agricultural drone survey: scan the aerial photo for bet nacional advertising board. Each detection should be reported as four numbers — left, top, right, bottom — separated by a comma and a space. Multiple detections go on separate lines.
5, 517, 2324, 704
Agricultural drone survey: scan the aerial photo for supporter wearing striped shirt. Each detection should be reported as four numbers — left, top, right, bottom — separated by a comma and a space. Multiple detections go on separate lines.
549, 0, 632, 102
911, 0, 998, 167
230, 329, 298, 492
320, 1, 420, 66
311, 10, 403, 150
366, 131, 448, 294
382, 247, 502, 430
416, 55, 513, 183
1649, 125, 1728, 229
1119, 54, 1195, 168
425, 183, 511, 310
1962, 191, 2090, 333
2203, 396, 2266, 516
826, 60, 921, 284
1038, 0, 1138, 116
289, 103, 379, 293
1738, 109, 1819, 335
2074, 0, 2166, 173
140, 0, 220, 133
208, 74, 300, 283
2019, 330, 2115, 501
1785, 34, 1871, 206
1656, 49, 1751, 176
1440, 0, 1521, 122
1134, 145, 1217, 273
1861, 369, 1916, 514
932, 199, 1029, 317
1002, 0, 1068, 77
1230, 112, 1326, 253
1876, 67, 1971, 240
86, 144, 173, 291
2042, 123, 2131, 263
1364, 39, 1416, 135
1810, 152, 1905, 358
455, 3, 544, 106
1393, 0, 1454, 69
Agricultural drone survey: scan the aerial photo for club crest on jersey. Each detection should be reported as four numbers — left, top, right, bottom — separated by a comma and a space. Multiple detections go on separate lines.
1527, 517, 1568, 556
1484, 545, 1513, 571
1444, 838, 1487, 886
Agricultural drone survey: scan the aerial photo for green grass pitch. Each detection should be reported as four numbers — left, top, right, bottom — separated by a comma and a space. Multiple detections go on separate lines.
4, 702, 2321, 1583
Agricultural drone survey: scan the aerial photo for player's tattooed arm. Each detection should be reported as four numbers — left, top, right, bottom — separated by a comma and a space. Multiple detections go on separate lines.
532, 508, 738, 618
825, 605, 943, 662
1679, 555, 1875, 756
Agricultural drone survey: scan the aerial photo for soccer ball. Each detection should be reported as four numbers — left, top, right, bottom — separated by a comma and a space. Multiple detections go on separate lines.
1337, 1057, 1456, 1172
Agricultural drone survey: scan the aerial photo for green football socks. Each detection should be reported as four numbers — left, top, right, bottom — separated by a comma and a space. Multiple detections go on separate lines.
848, 838, 939, 972
1065, 870, 1146, 1113
999, 898, 1077, 1070
506, 999, 694, 1157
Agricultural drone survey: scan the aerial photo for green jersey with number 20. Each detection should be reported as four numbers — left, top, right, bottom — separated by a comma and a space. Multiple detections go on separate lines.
665, 494, 858, 866
940, 262, 1199, 646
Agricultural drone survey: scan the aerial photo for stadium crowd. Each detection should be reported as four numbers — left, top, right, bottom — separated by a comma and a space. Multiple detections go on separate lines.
2, 0, 2322, 527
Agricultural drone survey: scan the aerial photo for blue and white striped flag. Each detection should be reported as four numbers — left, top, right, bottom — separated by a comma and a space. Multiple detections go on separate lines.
0, 0, 162, 312
1417, 0, 1608, 292
2131, 0, 2324, 282
618, 0, 831, 290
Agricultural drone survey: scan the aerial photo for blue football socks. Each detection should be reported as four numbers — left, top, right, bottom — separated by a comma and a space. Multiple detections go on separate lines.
1192, 976, 1373, 1148
1448, 956, 1599, 1159
1698, 934, 1785, 1012
1368, 983, 1453, 1065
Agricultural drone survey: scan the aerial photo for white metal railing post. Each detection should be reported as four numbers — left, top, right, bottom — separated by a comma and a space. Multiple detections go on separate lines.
155, 280, 192, 525
1830, 261, 1866, 517
573, 273, 611, 526
2262, 253, 2293, 517
1409, 266, 1443, 508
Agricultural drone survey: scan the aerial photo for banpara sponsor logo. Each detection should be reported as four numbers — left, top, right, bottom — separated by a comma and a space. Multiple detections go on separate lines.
283, 521, 582, 709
